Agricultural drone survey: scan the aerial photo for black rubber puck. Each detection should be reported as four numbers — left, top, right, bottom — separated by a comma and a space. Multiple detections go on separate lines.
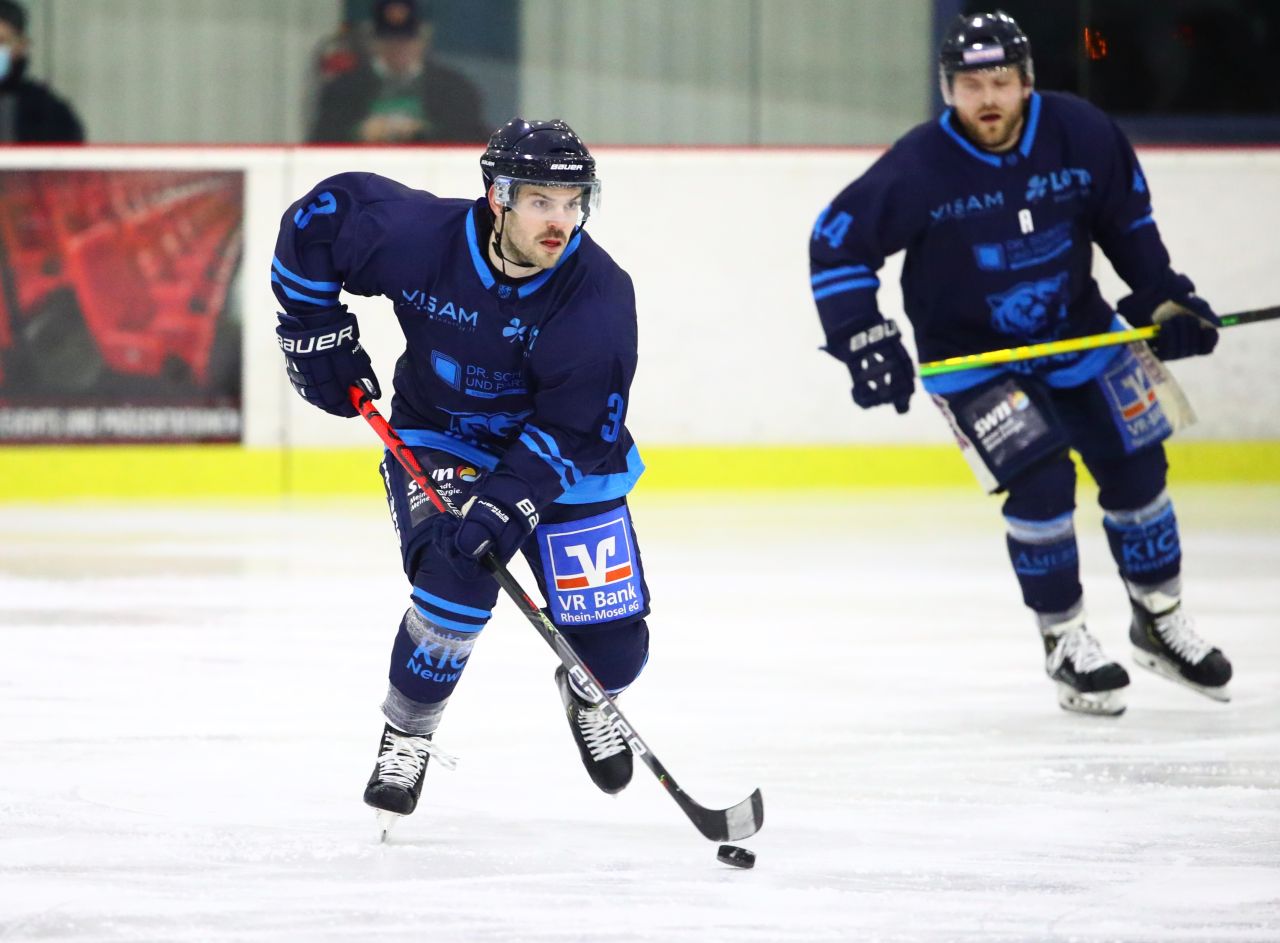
716, 844, 756, 869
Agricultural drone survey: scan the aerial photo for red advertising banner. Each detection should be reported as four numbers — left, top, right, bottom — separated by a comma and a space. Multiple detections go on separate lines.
0, 169, 243, 443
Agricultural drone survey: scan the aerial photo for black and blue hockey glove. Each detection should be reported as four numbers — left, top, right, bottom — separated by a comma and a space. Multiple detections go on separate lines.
1117, 273, 1220, 362
276, 308, 380, 417
1150, 293, 1221, 361
427, 494, 538, 580
831, 319, 915, 414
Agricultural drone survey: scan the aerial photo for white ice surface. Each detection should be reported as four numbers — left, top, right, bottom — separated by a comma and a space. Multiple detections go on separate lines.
1, 488, 1277, 942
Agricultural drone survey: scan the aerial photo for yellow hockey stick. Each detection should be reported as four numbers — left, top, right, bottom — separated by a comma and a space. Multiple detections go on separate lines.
917, 305, 1279, 378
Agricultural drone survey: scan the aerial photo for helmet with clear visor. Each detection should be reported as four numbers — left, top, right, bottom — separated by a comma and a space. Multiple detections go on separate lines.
480, 118, 601, 229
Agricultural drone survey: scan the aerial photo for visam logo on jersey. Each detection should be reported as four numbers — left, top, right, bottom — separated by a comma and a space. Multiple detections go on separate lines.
540, 509, 645, 626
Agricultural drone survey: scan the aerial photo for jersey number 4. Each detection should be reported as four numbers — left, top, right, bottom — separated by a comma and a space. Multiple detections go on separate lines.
812, 208, 853, 249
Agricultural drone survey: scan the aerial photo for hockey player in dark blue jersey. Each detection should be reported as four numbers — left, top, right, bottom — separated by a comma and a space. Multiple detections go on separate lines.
272, 118, 652, 834
809, 12, 1232, 716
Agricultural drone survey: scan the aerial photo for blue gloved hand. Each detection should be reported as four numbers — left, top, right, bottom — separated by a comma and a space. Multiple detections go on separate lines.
276, 308, 380, 417
427, 495, 538, 580
1151, 294, 1221, 361
830, 319, 915, 414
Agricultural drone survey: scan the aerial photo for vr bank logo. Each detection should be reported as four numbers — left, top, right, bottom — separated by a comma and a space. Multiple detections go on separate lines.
543, 513, 644, 625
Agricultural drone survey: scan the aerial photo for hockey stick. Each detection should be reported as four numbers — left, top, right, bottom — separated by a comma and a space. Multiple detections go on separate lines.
349, 386, 765, 843
917, 304, 1280, 378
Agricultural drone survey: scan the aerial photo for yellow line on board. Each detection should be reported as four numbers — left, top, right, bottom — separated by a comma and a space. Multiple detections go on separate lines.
0, 442, 1276, 501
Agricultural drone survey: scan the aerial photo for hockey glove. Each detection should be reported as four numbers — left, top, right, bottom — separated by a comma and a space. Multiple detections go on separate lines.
832, 319, 915, 414
1150, 294, 1220, 360
1117, 273, 1220, 361
276, 308, 380, 418
427, 495, 538, 580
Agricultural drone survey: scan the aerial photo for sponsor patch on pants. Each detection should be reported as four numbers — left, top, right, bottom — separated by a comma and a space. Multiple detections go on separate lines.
539, 508, 645, 626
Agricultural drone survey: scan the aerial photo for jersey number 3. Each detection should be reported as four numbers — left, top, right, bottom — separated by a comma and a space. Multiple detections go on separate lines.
294, 192, 337, 230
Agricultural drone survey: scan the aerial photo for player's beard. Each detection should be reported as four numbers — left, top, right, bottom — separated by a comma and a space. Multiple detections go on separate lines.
958, 106, 1025, 153
500, 222, 568, 270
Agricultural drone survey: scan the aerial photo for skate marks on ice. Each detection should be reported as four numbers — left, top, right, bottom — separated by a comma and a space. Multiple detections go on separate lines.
0, 491, 1277, 942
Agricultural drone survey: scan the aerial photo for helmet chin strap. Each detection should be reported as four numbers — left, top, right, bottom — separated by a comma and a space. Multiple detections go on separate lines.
491, 207, 538, 277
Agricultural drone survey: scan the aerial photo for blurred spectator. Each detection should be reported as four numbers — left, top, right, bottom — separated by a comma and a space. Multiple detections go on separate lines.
309, 0, 487, 143
0, 0, 83, 142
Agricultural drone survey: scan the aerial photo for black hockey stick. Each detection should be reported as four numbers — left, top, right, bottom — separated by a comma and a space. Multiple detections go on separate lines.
349, 386, 765, 843
919, 303, 1280, 377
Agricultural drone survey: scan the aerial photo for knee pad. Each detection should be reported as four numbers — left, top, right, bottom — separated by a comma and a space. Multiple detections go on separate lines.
1089, 445, 1168, 512
1001, 452, 1076, 521
561, 619, 650, 695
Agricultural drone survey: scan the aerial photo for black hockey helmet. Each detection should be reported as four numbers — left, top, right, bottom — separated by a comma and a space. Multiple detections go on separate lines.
480, 118, 595, 187
938, 10, 1034, 100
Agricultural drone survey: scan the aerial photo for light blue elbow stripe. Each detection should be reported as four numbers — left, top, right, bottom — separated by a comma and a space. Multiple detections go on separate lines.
1125, 214, 1155, 233
812, 277, 879, 301
811, 266, 871, 286
271, 273, 337, 306
411, 603, 487, 634
411, 587, 492, 621
272, 256, 340, 292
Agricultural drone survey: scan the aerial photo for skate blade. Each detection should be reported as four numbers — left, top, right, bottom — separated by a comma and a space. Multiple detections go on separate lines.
1131, 648, 1231, 702
1055, 682, 1126, 716
374, 809, 402, 843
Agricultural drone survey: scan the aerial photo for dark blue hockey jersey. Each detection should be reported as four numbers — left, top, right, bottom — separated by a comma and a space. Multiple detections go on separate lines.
272, 172, 643, 510
811, 91, 1181, 393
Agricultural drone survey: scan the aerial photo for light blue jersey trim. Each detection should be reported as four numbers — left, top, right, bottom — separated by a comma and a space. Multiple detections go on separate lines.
939, 92, 1041, 166
395, 430, 499, 471
921, 316, 1129, 395
271, 273, 336, 306
521, 423, 583, 487
812, 265, 871, 286
1125, 214, 1155, 233
465, 208, 496, 290
1018, 93, 1043, 158
272, 256, 340, 293
939, 111, 1003, 168
813, 277, 880, 301
393, 431, 645, 505
518, 233, 582, 298
557, 445, 646, 505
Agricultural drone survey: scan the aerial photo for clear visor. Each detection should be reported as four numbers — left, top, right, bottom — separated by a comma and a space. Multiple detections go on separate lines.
493, 176, 602, 225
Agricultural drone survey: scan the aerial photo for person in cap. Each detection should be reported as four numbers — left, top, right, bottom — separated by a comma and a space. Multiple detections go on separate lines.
308, 0, 487, 143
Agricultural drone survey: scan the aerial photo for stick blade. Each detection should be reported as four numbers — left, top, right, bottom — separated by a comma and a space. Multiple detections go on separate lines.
677, 787, 765, 842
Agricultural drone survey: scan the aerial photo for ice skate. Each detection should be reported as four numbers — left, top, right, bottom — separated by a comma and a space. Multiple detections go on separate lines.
1041, 623, 1130, 716
555, 666, 633, 794
362, 723, 456, 841
1130, 602, 1232, 702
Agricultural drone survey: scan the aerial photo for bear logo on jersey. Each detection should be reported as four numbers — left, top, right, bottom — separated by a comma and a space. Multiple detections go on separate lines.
986, 271, 1069, 338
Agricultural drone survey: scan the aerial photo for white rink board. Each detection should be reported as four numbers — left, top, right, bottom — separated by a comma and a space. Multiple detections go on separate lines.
4, 146, 1278, 447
